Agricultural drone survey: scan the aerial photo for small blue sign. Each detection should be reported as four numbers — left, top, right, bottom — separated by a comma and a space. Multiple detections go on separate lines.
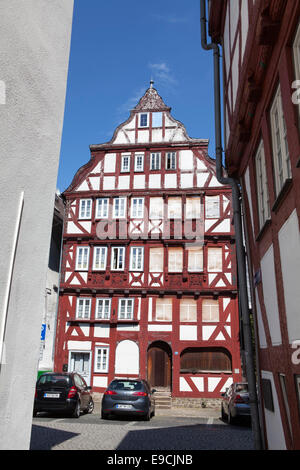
41, 324, 46, 341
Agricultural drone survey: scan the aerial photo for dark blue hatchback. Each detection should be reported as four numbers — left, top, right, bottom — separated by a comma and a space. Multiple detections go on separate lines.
101, 379, 155, 420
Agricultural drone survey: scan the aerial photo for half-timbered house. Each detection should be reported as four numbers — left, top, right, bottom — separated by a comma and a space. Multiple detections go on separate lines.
54, 83, 242, 405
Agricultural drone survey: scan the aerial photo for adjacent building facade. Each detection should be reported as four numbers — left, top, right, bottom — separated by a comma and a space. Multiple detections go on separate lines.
54, 84, 242, 403
208, 0, 300, 449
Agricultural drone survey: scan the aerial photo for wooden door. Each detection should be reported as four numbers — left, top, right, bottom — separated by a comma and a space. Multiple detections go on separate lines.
147, 347, 171, 388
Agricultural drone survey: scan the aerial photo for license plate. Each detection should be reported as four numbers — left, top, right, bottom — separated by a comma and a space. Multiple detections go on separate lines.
44, 393, 60, 398
116, 404, 132, 409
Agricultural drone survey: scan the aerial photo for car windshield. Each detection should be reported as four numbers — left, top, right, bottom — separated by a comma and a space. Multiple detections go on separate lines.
38, 374, 70, 387
235, 383, 248, 393
110, 380, 143, 391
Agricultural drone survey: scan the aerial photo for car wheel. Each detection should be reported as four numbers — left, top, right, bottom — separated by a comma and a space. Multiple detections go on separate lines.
101, 410, 109, 420
33, 410, 38, 417
227, 409, 234, 425
84, 398, 94, 414
151, 407, 155, 418
72, 400, 81, 418
144, 410, 151, 421
221, 405, 227, 420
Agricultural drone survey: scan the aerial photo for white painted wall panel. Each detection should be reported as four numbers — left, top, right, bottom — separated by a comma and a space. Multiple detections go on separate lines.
115, 340, 139, 374
261, 371, 286, 449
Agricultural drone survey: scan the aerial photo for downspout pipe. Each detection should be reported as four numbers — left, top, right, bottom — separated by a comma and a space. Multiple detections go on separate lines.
200, 0, 262, 450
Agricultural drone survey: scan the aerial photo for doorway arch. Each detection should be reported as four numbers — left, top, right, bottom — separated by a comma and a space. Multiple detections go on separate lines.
147, 341, 172, 390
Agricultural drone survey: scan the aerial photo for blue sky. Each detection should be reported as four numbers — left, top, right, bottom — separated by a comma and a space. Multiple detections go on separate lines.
57, 0, 216, 192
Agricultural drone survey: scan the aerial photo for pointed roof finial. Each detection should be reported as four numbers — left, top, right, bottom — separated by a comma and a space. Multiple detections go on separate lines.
150, 79, 154, 88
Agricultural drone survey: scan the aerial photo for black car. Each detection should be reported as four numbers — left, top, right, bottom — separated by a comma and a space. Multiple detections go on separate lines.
33, 372, 94, 418
101, 379, 155, 420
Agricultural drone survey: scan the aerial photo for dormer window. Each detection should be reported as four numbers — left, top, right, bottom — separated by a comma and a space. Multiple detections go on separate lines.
139, 113, 148, 128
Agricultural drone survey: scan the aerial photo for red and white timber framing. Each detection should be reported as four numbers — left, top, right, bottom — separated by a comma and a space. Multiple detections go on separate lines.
208, 0, 300, 449
54, 84, 242, 399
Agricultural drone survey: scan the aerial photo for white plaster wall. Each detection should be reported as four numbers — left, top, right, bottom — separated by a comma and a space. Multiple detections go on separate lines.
115, 340, 139, 375
260, 245, 282, 346
278, 210, 300, 343
261, 371, 286, 450
0, 0, 73, 450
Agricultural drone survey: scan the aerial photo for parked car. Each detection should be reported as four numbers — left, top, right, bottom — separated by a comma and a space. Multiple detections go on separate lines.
221, 382, 250, 424
33, 372, 94, 418
101, 378, 155, 420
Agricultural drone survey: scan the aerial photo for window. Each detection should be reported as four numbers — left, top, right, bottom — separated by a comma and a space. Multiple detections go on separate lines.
293, 22, 300, 123
166, 152, 176, 170
152, 112, 162, 127
270, 86, 291, 196
130, 246, 144, 271
186, 197, 201, 219
121, 154, 130, 172
131, 198, 144, 218
139, 113, 148, 127
79, 199, 92, 219
261, 378, 274, 412
205, 196, 220, 218
180, 299, 197, 322
113, 197, 126, 218
76, 246, 90, 271
155, 298, 172, 321
76, 298, 91, 319
255, 141, 270, 229
150, 152, 161, 170
118, 298, 134, 320
187, 246, 203, 272
279, 373, 293, 438
134, 154, 144, 172
93, 246, 107, 270
94, 347, 109, 373
96, 298, 111, 319
168, 247, 183, 272
202, 299, 219, 322
168, 197, 182, 219
111, 247, 125, 270
96, 198, 109, 218
149, 197, 164, 219
207, 247, 222, 272
180, 348, 232, 373
149, 247, 164, 272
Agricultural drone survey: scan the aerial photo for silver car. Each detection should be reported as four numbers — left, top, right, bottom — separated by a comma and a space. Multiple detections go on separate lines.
221, 382, 250, 424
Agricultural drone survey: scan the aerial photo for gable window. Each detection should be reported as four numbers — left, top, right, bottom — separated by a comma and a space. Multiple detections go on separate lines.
130, 246, 144, 271
121, 154, 130, 172
180, 299, 197, 322
149, 247, 164, 272
96, 298, 111, 319
186, 197, 201, 219
168, 197, 182, 219
118, 298, 134, 320
93, 246, 107, 270
131, 198, 144, 218
152, 112, 162, 127
94, 347, 109, 373
76, 298, 91, 319
168, 247, 183, 272
113, 197, 126, 218
111, 246, 125, 270
205, 196, 220, 218
134, 154, 144, 172
79, 199, 92, 219
187, 246, 203, 272
150, 152, 161, 170
76, 246, 90, 271
255, 140, 270, 229
96, 198, 109, 218
155, 298, 172, 321
166, 152, 176, 170
270, 85, 291, 196
202, 299, 219, 322
207, 247, 222, 272
149, 197, 164, 219
139, 113, 148, 128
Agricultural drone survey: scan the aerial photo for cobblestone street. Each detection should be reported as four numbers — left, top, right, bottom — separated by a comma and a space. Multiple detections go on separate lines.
30, 403, 254, 451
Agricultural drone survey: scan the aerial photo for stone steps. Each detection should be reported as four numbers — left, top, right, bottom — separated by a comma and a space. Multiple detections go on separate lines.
153, 390, 172, 409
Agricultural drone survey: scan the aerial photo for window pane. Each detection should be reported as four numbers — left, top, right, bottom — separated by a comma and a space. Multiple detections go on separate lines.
186, 197, 201, 219
149, 197, 163, 218
149, 247, 164, 272
207, 247, 222, 272
205, 196, 220, 218
155, 298, 172, 321
168, 247, 183, 272
188, 247, 203, 271
180, 299, 197, 322
202, 299, 219, 322
168, 197, 182, 219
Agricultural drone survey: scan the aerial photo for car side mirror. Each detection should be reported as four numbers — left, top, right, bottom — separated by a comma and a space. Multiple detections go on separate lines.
221, 392, 226, 397
151, 389, 157, 394
86, 386, 92, 391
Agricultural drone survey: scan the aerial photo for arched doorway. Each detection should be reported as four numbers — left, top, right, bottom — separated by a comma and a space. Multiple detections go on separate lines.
147, 341, 172, 390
